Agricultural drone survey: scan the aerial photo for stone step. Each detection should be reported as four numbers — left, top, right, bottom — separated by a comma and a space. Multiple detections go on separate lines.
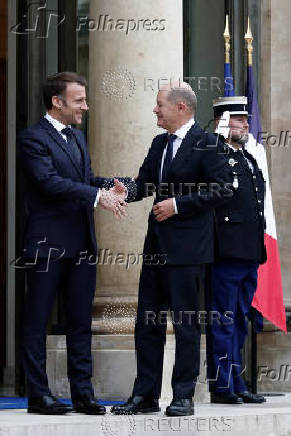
1, 396, 291, 436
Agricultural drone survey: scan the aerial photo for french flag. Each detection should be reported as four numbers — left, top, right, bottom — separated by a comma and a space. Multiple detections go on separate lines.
246, 65, 287, 333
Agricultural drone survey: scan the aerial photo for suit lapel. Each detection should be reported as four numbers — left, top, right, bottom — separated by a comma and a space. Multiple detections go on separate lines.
73, 128, 88, 180
169, 122, 204, 174
39, 117, 84, 179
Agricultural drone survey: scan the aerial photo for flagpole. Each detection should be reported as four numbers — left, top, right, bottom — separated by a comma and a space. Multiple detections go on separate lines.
245, 16, 258, 395
224, 15, 231, 64
245, 17, 253, 66
224, 14, 235, 96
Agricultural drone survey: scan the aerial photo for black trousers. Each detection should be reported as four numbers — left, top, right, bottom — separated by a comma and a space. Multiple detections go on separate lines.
132, 262, 201, 399
22, 258, 96, 400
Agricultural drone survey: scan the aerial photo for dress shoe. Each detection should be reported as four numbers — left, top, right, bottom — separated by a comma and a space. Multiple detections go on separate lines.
237, 391, 266, 403
27, 395, 72, 414
111, 396, 160, 415
51, 395, 73, 410
73, 396, 106, 415
210, 392, 243, 404
165, 398, 194, 416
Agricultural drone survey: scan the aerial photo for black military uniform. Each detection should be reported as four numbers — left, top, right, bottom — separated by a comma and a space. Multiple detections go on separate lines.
206, 96, 267, 403
214, 146, 266, 264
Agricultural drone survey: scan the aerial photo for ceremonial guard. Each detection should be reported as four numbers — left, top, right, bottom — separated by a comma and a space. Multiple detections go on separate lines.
206, 96, 267, 404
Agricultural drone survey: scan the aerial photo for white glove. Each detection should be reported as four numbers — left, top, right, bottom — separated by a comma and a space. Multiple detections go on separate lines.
215, 111, 230, 139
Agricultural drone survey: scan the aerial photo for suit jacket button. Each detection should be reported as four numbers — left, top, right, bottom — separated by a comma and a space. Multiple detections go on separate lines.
224, 216, 229, 221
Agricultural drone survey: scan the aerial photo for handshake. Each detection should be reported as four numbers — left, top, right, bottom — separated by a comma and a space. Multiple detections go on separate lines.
99, 178, 130, 218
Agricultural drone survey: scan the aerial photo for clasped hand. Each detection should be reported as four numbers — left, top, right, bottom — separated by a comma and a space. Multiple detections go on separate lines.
99, 179, 128, 218
152, 198, 175, 222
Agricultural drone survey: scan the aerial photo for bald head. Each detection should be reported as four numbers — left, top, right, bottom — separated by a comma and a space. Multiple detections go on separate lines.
154, 82, 197, 133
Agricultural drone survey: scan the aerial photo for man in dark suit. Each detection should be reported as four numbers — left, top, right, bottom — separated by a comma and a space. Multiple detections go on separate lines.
18, 72, 126, 415
111, 83, 233, 417
206, 96, 266, 404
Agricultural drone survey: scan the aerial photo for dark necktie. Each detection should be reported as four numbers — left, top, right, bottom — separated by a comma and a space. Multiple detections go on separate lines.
161, 134, 177, 182
61, 127, 82, 167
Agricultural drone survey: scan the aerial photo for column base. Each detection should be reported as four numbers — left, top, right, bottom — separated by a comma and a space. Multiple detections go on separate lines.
46, 334, 209, 402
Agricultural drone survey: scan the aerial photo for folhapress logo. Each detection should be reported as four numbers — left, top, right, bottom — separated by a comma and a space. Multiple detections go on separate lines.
77, 15, 166, 35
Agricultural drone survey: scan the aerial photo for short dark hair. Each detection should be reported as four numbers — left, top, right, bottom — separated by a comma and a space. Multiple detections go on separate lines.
43, 72, 87, 110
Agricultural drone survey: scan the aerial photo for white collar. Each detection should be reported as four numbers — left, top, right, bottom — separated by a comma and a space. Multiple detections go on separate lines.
172, 118, 195, 140
228, 143, 243, 152
45, 113, 70, 133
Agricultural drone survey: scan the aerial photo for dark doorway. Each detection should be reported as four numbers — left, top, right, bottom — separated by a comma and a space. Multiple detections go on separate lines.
0, 0, 8, 389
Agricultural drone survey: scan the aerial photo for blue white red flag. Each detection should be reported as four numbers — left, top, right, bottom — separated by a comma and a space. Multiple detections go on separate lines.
246, 65, 286, 333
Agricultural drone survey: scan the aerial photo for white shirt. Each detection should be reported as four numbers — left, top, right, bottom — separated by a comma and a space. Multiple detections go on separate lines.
45, 113, 68, 140
45, 113, 100, 207
160, 118, 195, 214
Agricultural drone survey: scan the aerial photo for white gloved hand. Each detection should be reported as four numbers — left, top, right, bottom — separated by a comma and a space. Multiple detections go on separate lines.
215, 111, 230, 139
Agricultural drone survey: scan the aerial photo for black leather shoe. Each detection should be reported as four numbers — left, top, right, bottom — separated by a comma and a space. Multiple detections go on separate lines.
237, 391, 266, 403
73, 396, 106, 415
210, 392, 243, 404
111, 396, 160, 415
27, 395, 72, 414
165, 398, 194, 416
51, 396, 73, 410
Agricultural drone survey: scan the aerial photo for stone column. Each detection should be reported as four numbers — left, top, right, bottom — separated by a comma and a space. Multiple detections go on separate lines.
88, 0, 186, 401
256, 0, 291, 393
269, 0, 291, 299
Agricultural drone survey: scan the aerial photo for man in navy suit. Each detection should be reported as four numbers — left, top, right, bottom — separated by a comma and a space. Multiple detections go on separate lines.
111, 83, 234, 417
18, 72, 126, 415
206, 96, 266, 405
